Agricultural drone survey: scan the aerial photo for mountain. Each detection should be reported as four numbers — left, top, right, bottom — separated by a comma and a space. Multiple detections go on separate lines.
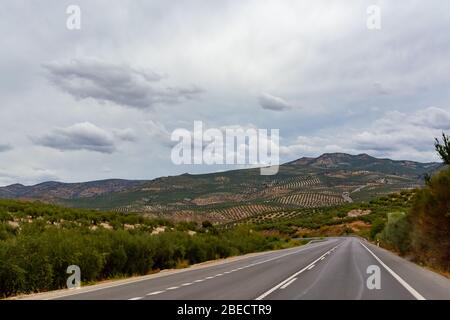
287, 153, 436, 175
0, 179, 146, 201
0, 153, 443, 223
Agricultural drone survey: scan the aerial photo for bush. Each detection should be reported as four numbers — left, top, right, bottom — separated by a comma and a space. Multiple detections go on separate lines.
408, 167, 450, 271
379, 212, 410, 254
0, 200, 302, 298
369, 218, 385, 240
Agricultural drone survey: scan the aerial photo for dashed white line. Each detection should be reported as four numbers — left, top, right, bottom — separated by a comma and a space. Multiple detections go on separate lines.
255, 244, 340, 300
194, 279, 204, 283
166, 286, 179, 290
307, 264, 315, 270
128, 297, 143, 300
280, 278, 297, 289
206, 276, 214, 279
146, 291, 164, 296
45, 241, 327, 300
181, 282, 192, 286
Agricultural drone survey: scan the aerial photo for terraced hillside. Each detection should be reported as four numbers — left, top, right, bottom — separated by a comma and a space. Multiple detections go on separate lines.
0, 153, 443, 224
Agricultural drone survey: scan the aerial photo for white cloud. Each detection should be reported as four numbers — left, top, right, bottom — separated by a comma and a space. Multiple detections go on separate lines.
1, 1, 450, 184
32, 122, 117, 154
282, 107, 450, 162
410, 107, 450, 130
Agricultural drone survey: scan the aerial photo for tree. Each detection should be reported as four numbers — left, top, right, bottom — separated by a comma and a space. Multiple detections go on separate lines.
435, 132, 450, 164
408, 167, 450, 271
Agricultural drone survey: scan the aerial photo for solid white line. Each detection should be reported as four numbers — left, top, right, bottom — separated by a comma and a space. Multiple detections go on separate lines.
255, 245, 340, 300
359, 242, 426, 300
280, 278, 297, 289
128, 297, 143, 300
206, 276, 214, 279
181, 283, 192, 286
146, 291, 164, 296
166, 286, 179, 290
194, 279, 204, 283
216, 274, 223, 276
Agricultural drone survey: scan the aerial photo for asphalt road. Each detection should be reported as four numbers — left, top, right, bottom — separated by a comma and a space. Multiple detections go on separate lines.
41, 237, 450, 300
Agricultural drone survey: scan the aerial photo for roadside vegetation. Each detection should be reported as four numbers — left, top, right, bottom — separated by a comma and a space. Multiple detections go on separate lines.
375, 133, 450, 273
249, 133, 450, 274
251, 189, 415, 238
1, 133, 448, 297
0, 200, 298, 298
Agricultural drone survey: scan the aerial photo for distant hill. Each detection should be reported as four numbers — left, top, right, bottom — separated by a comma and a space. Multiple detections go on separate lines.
0, 179, 146, 201
0, 153, 443, 223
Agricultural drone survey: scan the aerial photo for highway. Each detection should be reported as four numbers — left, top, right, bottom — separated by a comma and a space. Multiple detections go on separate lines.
32, 237, 450, 300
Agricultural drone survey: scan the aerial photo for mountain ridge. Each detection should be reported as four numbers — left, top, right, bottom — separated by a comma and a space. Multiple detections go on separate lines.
0, 153, 443, 223
1, 152, 441, 189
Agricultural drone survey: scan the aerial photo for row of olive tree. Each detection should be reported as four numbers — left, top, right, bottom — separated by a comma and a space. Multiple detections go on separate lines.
0, 216, 290, 298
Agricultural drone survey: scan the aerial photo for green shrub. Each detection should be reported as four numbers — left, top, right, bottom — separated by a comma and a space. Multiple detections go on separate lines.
379, 212, 410, 254
408, 167, 450, 271
369, 218, 385, 240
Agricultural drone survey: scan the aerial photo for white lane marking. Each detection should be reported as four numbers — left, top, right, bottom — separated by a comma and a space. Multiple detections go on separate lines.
307, 264, 315, 270
45, 240, 335, 300
320, 256, 325, 260
280, 278, 297, 289
255, 244, 340, 300
146, 291, 164, 296
128, 297, 143, 300
149, 244, 336, 295
166, 286, 179, 290
359, 241, 426, 300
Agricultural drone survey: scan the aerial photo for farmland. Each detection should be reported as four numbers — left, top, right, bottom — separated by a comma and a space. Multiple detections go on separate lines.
0, 153, 441, 225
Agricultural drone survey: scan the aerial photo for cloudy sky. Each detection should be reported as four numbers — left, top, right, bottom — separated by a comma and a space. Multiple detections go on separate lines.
1, 0, 450, 185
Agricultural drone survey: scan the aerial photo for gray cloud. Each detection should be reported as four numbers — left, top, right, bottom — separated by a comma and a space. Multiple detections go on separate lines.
282, 107, 450, 162
0, 144, 12, 152
372, 82, 390, 96
410, 107, 450, 130
2, 1, 450, 184
42, 58, 202, 109
258, 93, 292, 111
32, 122, 117, 154
113, 128, 138, 142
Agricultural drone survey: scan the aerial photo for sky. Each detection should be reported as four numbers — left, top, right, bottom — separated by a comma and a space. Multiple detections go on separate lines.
1, 0, 450, 186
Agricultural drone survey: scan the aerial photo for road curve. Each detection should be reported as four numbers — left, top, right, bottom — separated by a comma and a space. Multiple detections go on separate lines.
31, 237, 450, 300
